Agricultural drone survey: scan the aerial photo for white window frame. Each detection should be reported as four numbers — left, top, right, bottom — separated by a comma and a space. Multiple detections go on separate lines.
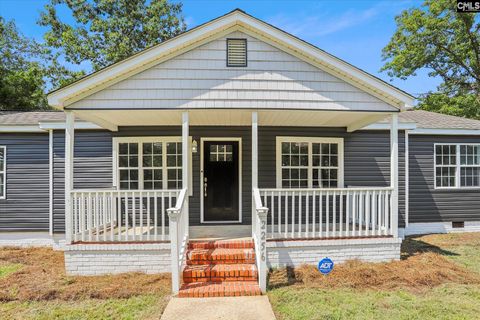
0, 146, 5, 199
434, 143, 480, 190
113, 137, 192, 194
276, 137, 344, 189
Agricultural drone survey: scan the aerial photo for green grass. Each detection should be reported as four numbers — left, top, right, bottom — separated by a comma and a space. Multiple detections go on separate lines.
0, 294, 168, 320
269, 284, 480, 320
0, 264, 22, 279
268, 232, 480, 320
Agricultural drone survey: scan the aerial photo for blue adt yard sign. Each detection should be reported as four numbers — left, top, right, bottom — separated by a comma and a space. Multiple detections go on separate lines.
318, 258, 334, 275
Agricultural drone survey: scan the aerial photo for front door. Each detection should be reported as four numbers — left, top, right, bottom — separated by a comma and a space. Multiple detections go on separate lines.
202, 140, 240, 222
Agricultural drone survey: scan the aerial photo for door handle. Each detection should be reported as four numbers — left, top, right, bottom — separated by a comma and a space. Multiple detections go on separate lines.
204, 182, 207, 197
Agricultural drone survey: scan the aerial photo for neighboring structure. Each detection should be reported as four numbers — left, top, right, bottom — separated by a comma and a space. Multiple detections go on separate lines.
0, 10, 478, 296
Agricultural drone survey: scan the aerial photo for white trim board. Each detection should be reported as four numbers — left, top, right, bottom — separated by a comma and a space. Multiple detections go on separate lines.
200, 137, 243, 224
401, 221, 480, 237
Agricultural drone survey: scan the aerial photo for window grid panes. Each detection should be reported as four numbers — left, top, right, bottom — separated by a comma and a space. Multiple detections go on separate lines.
142, 142, 162, 190
281, 142, 309, 188
279, 139, 341, 189
0, 146, 5, 198
435, 144, 480, 188
210, 144, 233, 162
167, 142, 182, 189
460, 145, 480, 187
119, 143, 139, 190
312, 143, 338, 188
117, 140, 182, 190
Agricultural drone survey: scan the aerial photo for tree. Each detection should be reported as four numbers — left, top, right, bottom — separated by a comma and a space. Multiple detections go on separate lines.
0, 17, 49, 110
382, 0, 480, 118
39, 0, 186, 71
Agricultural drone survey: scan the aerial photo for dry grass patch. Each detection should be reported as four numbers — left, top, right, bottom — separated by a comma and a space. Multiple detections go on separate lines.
269, 249, 480, 292
0, 247, 171, 302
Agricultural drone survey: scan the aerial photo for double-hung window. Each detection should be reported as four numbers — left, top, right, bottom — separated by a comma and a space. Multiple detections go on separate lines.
115, 137, 190, 191
276, 137, 344, 188
435, 143, 480, 189
0, 146, 5, 199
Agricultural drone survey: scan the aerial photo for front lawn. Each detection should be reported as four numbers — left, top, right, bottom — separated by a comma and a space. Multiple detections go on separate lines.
268, 232, 480, 320
0, 247, 171, 320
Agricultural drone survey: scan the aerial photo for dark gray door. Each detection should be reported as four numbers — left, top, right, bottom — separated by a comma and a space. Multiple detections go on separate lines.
203, 141, 239, 222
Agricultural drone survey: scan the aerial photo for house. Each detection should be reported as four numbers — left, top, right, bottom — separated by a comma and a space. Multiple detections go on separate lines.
1, 9, 479, 296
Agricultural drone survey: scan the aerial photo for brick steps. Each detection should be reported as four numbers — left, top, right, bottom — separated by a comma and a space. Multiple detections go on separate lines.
183, 263, 258, 283
179, 238, 261, 297
178, 281, 261, 298
187, 248, 256, 265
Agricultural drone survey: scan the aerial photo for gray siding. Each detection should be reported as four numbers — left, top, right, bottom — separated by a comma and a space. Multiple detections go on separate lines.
53, 130, 113, 232
409, 134, 480, 223
0, 133, 49, 231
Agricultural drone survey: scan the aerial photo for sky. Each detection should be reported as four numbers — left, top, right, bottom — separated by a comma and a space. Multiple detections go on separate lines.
0, 0, 442, 97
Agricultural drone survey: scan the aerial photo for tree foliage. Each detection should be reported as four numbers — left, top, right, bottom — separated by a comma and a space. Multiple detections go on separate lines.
0, 18, 49, 110
382, 0, 480, 118
38, 0, 186, 71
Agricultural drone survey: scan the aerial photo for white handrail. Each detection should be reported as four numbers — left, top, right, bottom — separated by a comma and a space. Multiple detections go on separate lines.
167, 188, 189, 294
70, 189, 180, 242
259, 187, 394, 240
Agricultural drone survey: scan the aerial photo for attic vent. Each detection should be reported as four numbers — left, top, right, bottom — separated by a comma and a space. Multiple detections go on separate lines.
227, 38, 247, 67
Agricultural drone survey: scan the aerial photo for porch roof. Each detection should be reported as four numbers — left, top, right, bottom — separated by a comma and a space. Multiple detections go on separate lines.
71, 108, 394, 132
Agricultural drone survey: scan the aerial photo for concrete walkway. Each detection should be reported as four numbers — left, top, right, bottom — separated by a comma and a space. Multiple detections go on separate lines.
160, 296, 277, 320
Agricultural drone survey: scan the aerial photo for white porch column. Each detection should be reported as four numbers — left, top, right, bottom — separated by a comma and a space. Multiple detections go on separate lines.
252, 112, 258, 189
390, 113, 399, 238
65, 112, 75, 244
181, 111, 189, 235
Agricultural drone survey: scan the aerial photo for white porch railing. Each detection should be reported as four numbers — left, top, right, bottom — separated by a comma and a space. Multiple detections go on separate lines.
70, 189, 180, 242
252, 188, 268, 293
167, 188, 189, 294
258, 187, 394, 239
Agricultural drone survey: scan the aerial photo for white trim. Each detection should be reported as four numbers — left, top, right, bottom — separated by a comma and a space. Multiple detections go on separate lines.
362, 122, 417, 131
0, 145, 6, 199
434, 142, 480, 190
47, 10, 413, 109
390, 114, 399, 238
112, 136, 193, 194
49, 130, 54, 235
402, 221, 480, 236
200, 137, 243, 224
0, 125, 45, 133
410, 128, 480, 135
275, 136, 344, 189
405, 130, 409, 227
39, 121, 103, 130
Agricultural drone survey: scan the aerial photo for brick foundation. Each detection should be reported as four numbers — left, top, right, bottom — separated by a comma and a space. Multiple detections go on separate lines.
267, 238, 402, 268
64, 243, 171, 276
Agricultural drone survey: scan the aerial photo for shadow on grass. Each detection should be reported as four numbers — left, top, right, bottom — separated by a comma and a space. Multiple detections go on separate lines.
401, 236, 460, 260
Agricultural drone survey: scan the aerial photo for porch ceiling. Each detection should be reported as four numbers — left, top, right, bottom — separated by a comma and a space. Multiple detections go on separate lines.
73, 109, 393, 132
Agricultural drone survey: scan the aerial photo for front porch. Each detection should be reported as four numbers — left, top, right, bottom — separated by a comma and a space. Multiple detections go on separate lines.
62, 109, 401, 294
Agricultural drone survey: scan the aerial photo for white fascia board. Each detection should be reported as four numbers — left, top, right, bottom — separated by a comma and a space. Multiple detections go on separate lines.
39, 121, 103, 130
0, 125, 45, 133
362, 122, 417, 130
409, 128, 480, 135
48, 10, 414, 110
